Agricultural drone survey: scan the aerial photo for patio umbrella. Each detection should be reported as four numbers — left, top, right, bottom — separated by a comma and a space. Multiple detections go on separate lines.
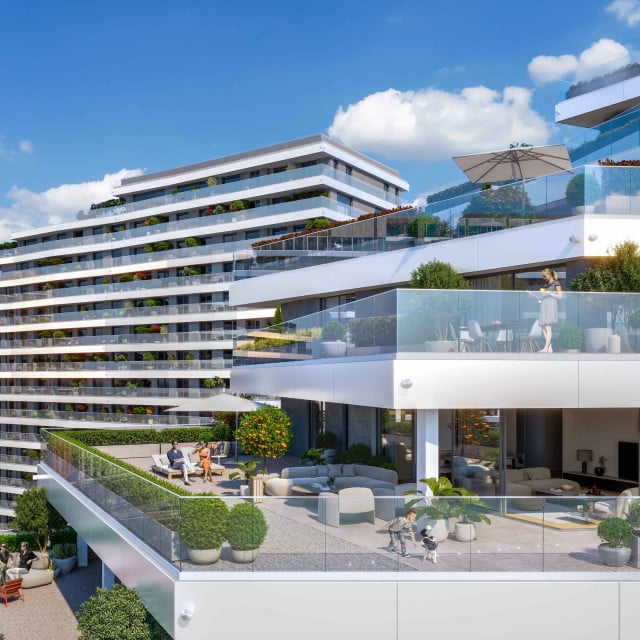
165, 392, 259, 461
452, 143, 573, 214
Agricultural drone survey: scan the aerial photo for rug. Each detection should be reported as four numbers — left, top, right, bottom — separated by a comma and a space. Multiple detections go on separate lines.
505, 503, 599, 530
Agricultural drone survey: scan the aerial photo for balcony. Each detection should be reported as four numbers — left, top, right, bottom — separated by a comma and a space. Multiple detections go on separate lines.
234, 288, 640, 363
41, 430, 640, 575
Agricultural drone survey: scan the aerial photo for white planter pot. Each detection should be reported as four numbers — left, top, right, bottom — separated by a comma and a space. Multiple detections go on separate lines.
454, 522, 476, 542
187, 547, 221, 565
231, 548, 259, 563
52, 555, 77, 575
598, 543, 631, 567
422, 517, 449, 542
321, 341, 347, 357
424, 340, 457, 353
584, 328, 612, 353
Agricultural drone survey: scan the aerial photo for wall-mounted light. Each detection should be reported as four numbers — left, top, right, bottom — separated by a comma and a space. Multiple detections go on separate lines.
588, 233, 599, 241
180, 603, 195, 620
400, 379, 413, 389
569, 235, 580, 244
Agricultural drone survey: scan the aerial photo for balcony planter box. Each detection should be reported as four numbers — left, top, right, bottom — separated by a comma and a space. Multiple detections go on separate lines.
424, 340, 457, 353
584, 328, 612, 353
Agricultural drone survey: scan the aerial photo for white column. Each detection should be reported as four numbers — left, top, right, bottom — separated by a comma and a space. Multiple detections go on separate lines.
101, 561, 115, 589
77, 535, 88, 567
415, 409, 439, 491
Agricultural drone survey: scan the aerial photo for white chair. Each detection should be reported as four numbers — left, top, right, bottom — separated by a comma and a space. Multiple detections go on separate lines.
519, 320, 542, 352
317, 487, 375, 527
493, 328, 514, 351
468, 320, 492, 351
449, 323, 474, 352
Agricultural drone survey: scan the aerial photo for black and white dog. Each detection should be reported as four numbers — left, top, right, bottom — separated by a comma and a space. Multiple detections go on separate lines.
420, 526, 438, 563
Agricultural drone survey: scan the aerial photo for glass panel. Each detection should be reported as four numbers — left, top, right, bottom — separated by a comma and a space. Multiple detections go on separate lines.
382, 409, 414, 483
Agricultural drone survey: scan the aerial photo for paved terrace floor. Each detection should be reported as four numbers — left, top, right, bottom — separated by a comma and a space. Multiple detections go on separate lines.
106, 446, 637, 575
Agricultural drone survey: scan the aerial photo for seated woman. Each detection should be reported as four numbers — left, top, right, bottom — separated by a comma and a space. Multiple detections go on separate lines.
7, 541, 37, 579
193, 441, 212, 483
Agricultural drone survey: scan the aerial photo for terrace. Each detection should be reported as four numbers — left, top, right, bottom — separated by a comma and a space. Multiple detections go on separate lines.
39, 430, 640, 577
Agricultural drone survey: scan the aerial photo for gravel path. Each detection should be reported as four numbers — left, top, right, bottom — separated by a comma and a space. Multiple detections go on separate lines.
1, 558, 101, 640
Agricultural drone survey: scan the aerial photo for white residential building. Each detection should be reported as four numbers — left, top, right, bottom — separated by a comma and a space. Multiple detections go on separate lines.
0, 135, 407, 527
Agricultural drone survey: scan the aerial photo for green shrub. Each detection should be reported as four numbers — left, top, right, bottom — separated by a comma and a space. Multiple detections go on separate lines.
179, 496, 228, 549
337, 443, 372, 464
321, 321, 346, 341
52, 542, 77, 558
77, 583, 152, 640
209, 422, 234, 441
50, 527, 77, 546
626, 500, 640, 529
315, 431, 337, 449
559, 323, 584, 350
598, 516, 633, 547
226, 503, 268, 550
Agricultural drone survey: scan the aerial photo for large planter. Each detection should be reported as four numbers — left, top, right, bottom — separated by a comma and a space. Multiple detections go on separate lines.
423, 517, 449, 542
249, 476, 264, 503
321, 341, 347, 357
584, 328, 612, 353
598, 543, 631, 567
454, 522, 476, 542
52, 555, 77, 576
230, 548, 259, 563
424, 340, 457, 353
187, 547, 221, 565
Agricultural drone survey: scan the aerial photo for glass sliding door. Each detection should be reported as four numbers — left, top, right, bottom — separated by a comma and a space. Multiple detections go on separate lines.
381, 409, 414, 483
451, 409, 503, 496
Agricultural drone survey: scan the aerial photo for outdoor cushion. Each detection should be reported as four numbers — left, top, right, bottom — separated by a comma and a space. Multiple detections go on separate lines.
341, 464, 356, 477
524, 467, 551, 481
505, 469, 527, 483
31, 552, 49, 571
316, 465, 329, 477
327, 464, 342, 477
281, 466, 318, 479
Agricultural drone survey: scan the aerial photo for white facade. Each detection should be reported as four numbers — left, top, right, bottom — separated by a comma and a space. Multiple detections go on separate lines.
0, 134, 406, 526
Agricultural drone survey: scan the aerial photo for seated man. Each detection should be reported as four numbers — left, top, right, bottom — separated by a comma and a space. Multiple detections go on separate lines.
167, 441, 195, 485
7, 541, 37, 579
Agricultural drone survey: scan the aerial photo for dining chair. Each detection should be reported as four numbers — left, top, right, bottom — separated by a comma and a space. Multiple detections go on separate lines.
448, 323, 474, 352
493, 328, 514, 351
468, 320, 492, 351
518, 320, 542, 352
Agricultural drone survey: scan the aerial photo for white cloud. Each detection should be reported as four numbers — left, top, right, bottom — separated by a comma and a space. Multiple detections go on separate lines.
0, 168, 143, 235
327, 86, 553, 163
528, 39, 629, 85
18, 140, 33, 154
606, 0, 640, 26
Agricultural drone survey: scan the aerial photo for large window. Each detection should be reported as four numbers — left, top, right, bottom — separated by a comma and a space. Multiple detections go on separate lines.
382, 409, 414, 483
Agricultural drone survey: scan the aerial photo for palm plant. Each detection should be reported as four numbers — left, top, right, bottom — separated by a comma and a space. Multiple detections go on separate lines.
404, 476, 463, 521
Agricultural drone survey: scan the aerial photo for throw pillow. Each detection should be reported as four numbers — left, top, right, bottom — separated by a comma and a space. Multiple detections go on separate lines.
316, 465, 329, 477
341, 463, 356, 477
327, 463, 342, 477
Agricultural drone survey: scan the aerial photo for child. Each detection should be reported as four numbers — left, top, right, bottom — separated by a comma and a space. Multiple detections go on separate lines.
384, 509, 417, 558
420, 525, 438, 564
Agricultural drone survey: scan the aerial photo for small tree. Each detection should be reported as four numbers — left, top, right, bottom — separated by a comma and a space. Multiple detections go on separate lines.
410, 260, 469, 290
272, 305, 284, 333
77, 584, 152, 640
235, 405, 293, 473
14, 487, 50, 552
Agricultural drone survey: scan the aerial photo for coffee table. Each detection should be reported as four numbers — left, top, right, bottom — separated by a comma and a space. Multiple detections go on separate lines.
535, 487, 580, 497
291, 483, 331, 496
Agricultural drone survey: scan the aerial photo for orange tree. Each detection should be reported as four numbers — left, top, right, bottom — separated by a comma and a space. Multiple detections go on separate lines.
236, 405, 293, 473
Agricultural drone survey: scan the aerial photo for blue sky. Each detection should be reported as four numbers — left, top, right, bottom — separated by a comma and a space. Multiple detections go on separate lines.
1, 0, 639, 236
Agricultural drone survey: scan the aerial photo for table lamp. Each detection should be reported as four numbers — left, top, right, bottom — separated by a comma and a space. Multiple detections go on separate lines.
576, 449, 592, 473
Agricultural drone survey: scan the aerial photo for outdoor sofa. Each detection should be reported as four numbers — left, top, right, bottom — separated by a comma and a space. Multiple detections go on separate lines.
5, 551, 54, 588
505, 467, 580, 511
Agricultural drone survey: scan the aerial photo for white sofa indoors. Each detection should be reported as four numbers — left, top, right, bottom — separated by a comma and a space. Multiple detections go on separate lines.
264, 463, 398, 496
506, 467, 580, 511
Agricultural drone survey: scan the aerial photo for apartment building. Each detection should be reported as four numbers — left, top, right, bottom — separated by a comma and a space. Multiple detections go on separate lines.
0, 134, 407, 527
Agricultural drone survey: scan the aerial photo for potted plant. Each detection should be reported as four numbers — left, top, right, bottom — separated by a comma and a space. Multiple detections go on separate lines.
229, 460, 262, 499
597, 516, 632, 566
316, 430, 337, 463
405, 476, 463, 542
225, 502, 268, 563
559, 323, 584, 353
320, 320, 347, 357
51, 543, 77, 575
447, 489, 492, 542
625, 500, 640, 568
179, 495, 228, 564
594, 455, 607, 476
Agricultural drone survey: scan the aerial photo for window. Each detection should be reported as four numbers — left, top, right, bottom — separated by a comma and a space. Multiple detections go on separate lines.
333, 160, 339, 169
346, 166, 352, 176
223, 233, 235, 243
245, 229, 260, 240
222, 174, 241, 184
250, 170, 260, 178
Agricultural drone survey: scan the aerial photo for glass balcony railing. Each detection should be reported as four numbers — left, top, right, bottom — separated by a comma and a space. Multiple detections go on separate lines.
0, 197, 355, 261
558, 51, 640, 102
0, 305, 241, 331
234, 288, 640, 363
8, 410, 208, 426
1, 358, 233, 373
0, 386, 223, 401
0, 240, 254, 282
41, 431, 640, 574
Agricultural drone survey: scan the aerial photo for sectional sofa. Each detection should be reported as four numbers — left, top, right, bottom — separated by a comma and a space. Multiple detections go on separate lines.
505, 467, 580, 511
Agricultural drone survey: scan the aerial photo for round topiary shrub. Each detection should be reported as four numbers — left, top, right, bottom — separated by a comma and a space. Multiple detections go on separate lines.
226, 503, 268, 551
598, 516, 633, 547
179, 496, 228, 550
